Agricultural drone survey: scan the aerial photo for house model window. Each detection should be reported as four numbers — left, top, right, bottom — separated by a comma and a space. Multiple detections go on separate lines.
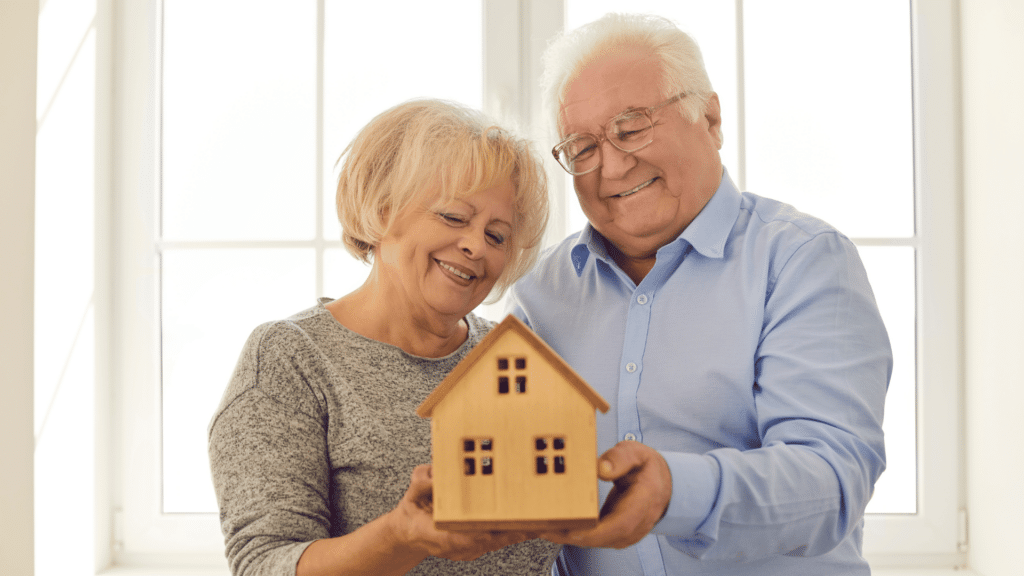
497, 356, 527, 394
535, 436, 566, 475
462, 437, 494, 476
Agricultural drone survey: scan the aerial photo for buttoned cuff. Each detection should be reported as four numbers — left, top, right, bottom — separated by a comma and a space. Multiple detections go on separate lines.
651, 451, 720, 537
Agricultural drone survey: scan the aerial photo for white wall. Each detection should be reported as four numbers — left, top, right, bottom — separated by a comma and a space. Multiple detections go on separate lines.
962, 1, 1024, 575
0, 1, 38, 574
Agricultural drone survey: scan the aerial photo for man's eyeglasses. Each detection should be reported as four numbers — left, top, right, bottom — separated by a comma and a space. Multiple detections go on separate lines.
552, 92, 689, 176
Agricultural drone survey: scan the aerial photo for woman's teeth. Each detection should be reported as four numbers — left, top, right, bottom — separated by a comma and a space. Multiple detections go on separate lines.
438, 261, 472, 280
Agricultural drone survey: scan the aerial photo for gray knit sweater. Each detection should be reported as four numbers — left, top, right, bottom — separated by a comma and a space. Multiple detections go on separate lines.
208, 299, 560, 576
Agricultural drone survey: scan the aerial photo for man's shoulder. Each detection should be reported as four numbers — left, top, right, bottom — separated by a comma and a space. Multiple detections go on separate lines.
509, 231, 589, 309
527, 230, 584, 274
738, 191, 844, 242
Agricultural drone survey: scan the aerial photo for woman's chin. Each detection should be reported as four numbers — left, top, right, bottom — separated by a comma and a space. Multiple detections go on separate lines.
425, 279, 494, 319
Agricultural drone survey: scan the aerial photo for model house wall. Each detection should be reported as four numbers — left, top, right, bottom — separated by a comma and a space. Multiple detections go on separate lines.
418, 315, 609, 530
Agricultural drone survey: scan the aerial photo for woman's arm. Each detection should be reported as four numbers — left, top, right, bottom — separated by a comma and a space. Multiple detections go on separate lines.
297, 465, 529, 576
211, 322, 529, 575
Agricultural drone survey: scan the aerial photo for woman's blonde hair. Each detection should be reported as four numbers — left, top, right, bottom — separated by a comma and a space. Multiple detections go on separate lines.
335, 99, 548, 300
542, 13, 715, 131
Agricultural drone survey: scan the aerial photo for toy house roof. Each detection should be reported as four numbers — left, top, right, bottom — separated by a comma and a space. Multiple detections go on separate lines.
416, 314, 610, 418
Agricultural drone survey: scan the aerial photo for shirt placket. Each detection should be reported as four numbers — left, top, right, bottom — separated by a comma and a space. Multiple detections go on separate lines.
613, 247, 686, 576
617, 286, 652, 444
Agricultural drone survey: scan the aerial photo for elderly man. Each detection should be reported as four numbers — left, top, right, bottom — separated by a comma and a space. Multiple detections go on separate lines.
508, 13, 892, 575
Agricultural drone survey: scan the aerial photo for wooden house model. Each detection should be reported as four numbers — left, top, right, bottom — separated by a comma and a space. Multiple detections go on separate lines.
416, 315, 609, 531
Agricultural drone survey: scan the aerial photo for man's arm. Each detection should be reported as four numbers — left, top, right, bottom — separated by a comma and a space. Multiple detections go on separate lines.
527, 231, 890, 559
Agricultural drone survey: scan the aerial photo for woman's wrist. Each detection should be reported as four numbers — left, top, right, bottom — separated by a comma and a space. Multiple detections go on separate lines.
380, 505, 429, 560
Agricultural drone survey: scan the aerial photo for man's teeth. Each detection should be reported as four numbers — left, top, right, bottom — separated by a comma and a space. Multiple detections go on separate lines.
617, 178, 654, 198
439, 261, 472, 280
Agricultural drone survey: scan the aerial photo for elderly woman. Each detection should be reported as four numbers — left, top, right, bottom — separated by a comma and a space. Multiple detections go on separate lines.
208, 99, 560, 576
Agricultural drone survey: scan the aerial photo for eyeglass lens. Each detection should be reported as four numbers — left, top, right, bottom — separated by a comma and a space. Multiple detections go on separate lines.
557, 111, 655, 175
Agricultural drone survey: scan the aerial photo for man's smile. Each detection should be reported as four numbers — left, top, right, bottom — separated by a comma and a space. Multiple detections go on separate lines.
614, 177, 657, 198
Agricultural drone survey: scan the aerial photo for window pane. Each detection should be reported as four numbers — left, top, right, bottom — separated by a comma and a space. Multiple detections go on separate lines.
162, 0, 317, 241
323, 247, 372, 301
743, 0, 914, 238
322, 0, 483, 240
162, 248, 316, 513
859, 246, 917, 514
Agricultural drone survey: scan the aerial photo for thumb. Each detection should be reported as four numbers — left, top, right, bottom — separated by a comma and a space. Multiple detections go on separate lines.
597, 441, 651, 481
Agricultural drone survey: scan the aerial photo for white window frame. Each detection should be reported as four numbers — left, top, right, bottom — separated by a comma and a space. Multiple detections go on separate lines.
106, 0, 963, 571
858, 0, 963, 566
111, 0, 227, 567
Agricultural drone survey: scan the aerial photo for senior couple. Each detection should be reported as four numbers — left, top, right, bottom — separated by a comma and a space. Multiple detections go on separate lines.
208, 13, 891, 576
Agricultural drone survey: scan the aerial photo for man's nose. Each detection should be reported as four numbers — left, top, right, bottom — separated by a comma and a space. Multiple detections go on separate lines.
599, 139, 636, 180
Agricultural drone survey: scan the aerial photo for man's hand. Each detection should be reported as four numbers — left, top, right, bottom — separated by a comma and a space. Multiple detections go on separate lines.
541, 441, 672, 549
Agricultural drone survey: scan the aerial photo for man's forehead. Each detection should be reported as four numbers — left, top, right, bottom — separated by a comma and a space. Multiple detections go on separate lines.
559, 49, 663, 130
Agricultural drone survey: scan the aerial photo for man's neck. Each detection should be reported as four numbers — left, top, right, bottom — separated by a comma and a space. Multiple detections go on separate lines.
605, 239, 657, 285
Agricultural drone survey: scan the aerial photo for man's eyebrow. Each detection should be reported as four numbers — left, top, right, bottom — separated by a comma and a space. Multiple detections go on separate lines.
617, 105, 645, 114
564, 105, 648, 135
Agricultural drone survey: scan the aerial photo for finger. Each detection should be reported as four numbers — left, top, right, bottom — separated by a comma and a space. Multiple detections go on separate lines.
434, 530, 525, 561
405, 465, 434, 511
538, 528, 583, 545
410, 464, 432, 485
596, 441, 650, 481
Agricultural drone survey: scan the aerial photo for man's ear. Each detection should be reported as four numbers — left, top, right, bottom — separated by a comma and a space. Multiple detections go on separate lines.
704, 93, 723, 150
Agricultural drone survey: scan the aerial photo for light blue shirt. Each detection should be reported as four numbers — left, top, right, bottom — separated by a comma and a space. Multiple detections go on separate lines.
508, 170, 892, 575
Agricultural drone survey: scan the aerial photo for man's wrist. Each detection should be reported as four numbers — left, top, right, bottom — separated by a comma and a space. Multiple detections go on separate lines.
651, 451, 719, 537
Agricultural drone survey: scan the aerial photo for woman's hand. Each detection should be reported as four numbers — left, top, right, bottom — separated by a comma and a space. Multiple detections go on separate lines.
387, 464, 532, 561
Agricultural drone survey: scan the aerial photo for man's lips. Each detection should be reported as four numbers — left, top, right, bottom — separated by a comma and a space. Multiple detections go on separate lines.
612, 177, 657, 198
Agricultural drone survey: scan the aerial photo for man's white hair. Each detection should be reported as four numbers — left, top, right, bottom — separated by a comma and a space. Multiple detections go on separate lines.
541, 13, 715, 133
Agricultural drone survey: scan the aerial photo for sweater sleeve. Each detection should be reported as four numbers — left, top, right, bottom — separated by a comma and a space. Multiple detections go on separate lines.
208, 322, 332, 576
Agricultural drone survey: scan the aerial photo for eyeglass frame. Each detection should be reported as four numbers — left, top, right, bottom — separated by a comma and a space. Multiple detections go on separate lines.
551, 91, 690, 176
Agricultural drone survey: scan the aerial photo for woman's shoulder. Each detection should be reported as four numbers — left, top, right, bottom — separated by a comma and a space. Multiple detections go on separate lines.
464, 311, 498, 342
215, 301, 341, 414
243, 299, 342, 350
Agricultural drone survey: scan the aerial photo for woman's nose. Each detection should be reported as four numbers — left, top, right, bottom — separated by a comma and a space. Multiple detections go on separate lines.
458, 226, 486, 258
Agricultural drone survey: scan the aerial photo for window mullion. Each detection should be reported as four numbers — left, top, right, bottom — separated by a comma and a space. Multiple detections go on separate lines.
484, 0, 567, 247
316, 0, 326, 298
734, 0, 746, 191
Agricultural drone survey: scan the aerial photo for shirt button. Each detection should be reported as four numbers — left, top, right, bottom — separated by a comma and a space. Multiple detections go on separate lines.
636, 294, 648, 305
624, 433, 637, 441
625, 362, 637, 373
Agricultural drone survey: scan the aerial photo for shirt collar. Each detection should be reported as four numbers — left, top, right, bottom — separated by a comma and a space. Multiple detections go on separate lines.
677, 168, 741, 259
569, 168, 741, 276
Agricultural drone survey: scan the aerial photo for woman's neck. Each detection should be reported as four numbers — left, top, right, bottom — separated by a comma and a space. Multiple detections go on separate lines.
326, 273, 468, 358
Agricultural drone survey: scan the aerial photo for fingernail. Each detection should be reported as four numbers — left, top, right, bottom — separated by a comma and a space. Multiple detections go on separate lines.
600, 460, 613, 475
